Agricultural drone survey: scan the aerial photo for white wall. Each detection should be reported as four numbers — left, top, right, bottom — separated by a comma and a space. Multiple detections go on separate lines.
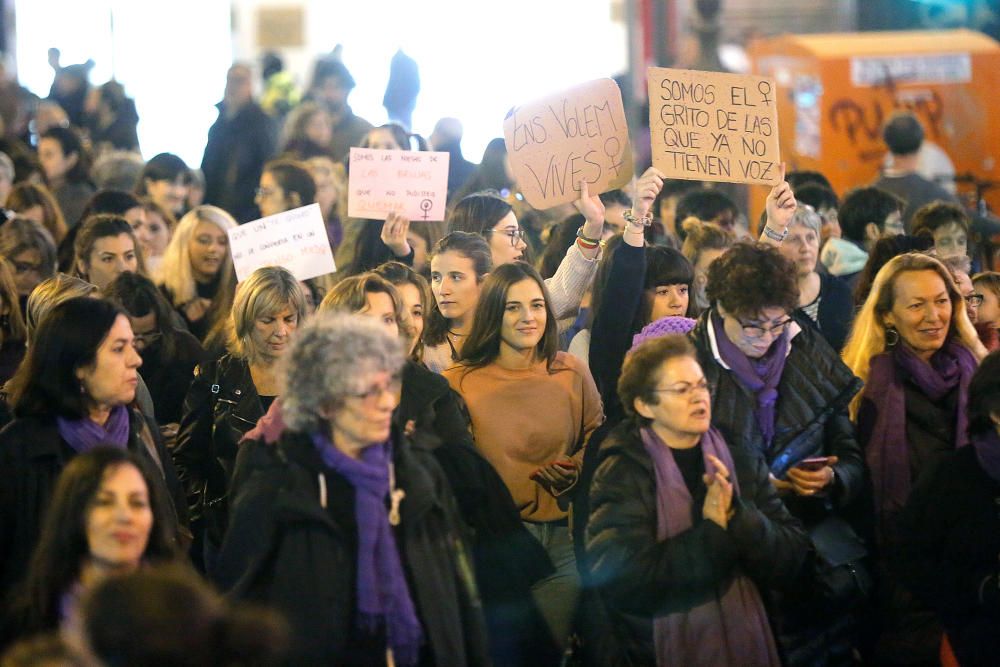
230, 0, 629, 161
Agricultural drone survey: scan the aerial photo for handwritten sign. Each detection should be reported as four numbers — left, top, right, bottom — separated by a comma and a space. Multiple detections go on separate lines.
228, 203, 336, 282
348, 148, 450, 221
503, 78, 633, 209
647, 67, 781, 186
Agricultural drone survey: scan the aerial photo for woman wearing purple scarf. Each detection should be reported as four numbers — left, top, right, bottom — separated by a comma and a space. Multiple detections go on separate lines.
214, 313, 488, 666
896, 350, 1000, 666
0, 297, 186, 604
843, 252, 986, 664
585, 334, 808, 666
688, 241, 866, 667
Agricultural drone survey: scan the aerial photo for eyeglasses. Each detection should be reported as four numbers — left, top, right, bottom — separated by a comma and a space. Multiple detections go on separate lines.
651, 379, 714, 399
254, 186, 278, 199
348, 374, 403, 403
485, 228, 527, 247
737, 316, 792, 339
132, 331, 162, 351
965, 293, 985, 307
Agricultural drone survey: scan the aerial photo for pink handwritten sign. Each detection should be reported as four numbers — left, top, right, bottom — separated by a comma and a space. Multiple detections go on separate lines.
347, 148, 450, 221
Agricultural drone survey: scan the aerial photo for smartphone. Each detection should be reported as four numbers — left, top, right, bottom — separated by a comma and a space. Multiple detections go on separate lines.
795, 456, 831, 472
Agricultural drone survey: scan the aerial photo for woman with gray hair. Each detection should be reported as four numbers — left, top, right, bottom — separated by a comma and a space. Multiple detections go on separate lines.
776, 205, 855, 352
174, 265, 306, 570
215, 313, 490, 666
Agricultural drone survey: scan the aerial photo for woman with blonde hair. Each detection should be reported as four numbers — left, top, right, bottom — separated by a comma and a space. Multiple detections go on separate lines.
842, 251, 986, 664
175, 266, 306, 569
157, 205, 237, 341
680, 218, 735, 314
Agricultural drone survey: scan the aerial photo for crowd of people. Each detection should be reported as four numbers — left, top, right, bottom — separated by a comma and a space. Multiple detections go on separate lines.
0, 49, 999, 667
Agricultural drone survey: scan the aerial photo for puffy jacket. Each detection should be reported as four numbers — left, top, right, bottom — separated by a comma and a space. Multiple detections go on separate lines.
690, 310, 867, 666
585, 420, 809, 665
214, 427, 491, 666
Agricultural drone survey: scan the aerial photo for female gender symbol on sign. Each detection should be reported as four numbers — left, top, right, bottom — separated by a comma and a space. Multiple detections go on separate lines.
419, 199, 433, 220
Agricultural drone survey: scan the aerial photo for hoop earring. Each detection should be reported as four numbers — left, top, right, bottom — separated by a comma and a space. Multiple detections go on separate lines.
885, 327, 900, 348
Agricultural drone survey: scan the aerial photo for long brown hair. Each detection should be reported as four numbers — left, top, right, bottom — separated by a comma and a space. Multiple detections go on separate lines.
457, 261, 557, 372
424, 232, 491, 346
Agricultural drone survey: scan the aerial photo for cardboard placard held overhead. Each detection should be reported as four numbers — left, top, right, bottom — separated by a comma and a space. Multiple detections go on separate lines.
504, 78, 633, 209
348, 148, 450, 221
228, 203, 336, 282
647, 67, 781, 186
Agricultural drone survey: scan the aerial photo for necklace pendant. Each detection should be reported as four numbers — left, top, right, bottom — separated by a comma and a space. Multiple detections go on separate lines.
388, 488, 406, 526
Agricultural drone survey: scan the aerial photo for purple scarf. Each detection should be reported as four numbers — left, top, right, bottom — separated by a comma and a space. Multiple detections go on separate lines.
311, 433, 423, 666
56, 405, 130, 454
863, 341, 977, 536
711, 311, 790, 447
640, 426, 780, 667
972, 430, 1000, 485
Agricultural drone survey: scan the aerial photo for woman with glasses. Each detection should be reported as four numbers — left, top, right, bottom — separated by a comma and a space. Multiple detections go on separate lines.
174, 266, 306, 570
842, 253, 986, 664
584, 335, 808, 665
447, 186, 605, 324
443, 262, 604, 655
0, 217, 57, 308
215, 313, 490, 665
254, 158, 316, 220
689, 241, 866, 667
104, 272, 204, 427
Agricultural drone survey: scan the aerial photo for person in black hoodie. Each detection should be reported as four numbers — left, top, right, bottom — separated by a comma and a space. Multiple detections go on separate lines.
215, 313, 489, 666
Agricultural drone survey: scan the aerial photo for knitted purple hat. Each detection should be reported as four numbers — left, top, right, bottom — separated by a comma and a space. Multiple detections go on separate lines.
630, 316, 697, 352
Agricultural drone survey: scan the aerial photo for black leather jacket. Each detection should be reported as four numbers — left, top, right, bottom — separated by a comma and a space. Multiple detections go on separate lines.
174, 354, 265, 543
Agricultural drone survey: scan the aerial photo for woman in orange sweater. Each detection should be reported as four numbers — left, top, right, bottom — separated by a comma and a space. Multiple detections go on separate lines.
443, 261, 604, 655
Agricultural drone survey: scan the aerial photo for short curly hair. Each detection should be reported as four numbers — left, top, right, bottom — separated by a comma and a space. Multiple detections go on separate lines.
618, 335, 698, 426
281, 313, 404, 434
706, 242, 799, 318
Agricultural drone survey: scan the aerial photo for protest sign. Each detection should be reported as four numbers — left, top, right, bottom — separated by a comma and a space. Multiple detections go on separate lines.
347, 148, 450, 221
503, 78, 633, 209
228, 203, 336, 282
647, 67, 781, 186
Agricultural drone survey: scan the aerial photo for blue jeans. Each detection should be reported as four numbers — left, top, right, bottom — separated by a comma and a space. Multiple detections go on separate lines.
522, 521, 581, 653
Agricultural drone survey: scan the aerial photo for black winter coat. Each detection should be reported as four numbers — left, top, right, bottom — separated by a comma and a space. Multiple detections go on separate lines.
690, 310, 866, 666
0, 409, 187, 599
585, 420, 809, 665
200, 100, 275, 222
174, 354, 264, 545
896, 445, 1000, 667
213, 428, 491, 666
797, 272, 854, 353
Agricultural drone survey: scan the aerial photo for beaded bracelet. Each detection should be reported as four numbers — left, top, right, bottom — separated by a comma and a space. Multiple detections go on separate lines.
623, 208, 653, 227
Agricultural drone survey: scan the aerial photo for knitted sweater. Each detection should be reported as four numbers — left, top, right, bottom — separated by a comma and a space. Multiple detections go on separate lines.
443, 351, 604, 522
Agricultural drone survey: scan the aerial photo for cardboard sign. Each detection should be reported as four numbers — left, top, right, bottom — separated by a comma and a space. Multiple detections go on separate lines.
228, 203, 336, 282
503, 78, 633, 209
347, 148, 450, 221
647, 67, 781, 186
